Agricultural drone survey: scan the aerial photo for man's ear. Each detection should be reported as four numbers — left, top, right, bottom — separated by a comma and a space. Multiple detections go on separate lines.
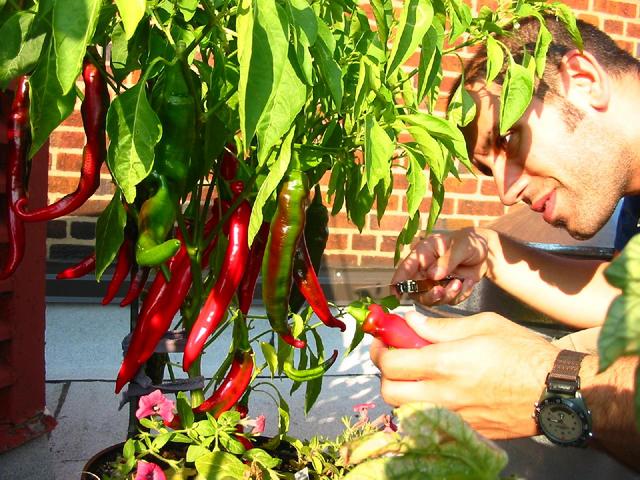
559, 49, 610, 111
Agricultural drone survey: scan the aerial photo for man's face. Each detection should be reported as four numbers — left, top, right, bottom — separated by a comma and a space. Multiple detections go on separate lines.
463, 80, 628, 239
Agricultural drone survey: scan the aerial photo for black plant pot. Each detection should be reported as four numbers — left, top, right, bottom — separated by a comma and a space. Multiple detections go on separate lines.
80, 441, 126, 480
80, 437, 306, 479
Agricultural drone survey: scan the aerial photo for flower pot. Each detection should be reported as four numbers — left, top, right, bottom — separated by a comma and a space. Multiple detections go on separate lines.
80, 441, 125, 480
80, 437, 307, 479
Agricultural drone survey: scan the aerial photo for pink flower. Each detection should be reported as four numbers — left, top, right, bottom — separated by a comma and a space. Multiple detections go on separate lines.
135, 461, 166, 480
382, 414, 398, 433
251, 415, 266, 434
135, 389, 175, 424
353, 402, 375, 420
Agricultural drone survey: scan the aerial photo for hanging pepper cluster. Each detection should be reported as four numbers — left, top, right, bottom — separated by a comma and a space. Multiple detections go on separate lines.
1, 38, 362, 426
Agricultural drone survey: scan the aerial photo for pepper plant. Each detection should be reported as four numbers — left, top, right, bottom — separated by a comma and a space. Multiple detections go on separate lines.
0, 0, 588, 478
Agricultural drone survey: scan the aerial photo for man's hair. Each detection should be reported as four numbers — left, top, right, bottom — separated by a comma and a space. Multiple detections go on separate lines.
456, 15, 640, 104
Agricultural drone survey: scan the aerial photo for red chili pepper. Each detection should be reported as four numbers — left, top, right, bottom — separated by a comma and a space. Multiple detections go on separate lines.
193, 350, 254, 417
115, 214, 220, 394
237, 222, 269, 315
119, 266, 150, 307
14, 58, 108, 221
101, 239, 133, 305
1, 76, 29, 280
363, 304, 430, 349
183, 182, 251, 372
220, 144, 238, 181
292, 236, 346, 331
56, 253, 97, 280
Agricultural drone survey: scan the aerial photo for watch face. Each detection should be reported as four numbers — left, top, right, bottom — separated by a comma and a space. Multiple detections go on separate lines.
538, 399, 587, 444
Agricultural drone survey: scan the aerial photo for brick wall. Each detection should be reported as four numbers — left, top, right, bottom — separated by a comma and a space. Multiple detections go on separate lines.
44, 0, 639, 270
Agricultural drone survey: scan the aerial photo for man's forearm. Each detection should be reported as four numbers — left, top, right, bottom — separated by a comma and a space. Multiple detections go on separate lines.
580, 355, 640, 470
478, 228, 620, 328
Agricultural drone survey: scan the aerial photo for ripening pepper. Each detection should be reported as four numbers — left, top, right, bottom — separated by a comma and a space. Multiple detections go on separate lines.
194, 314, 253, 416
289, 185, 329, 314
15, 57, 108, 222
1, 76, 30, 280
115, 211, 220, 393
291, 235, 346, 331
183, 181, 251, 372
237, 221, 269, 315
261, 169, 310, 349
283, 348, 338, 382
364, 304, 430, 349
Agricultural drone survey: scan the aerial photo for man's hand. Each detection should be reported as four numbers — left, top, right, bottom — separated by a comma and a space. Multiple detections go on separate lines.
392, 228, 491, 305
369, 311, 560, 439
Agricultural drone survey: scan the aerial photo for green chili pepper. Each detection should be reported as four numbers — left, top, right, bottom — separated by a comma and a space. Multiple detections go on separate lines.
151, 57, 195, 195
289, 184, 329, 314
283, 349, 338, 382
135, 172, 181, 266
135, 53, 196, 267
262, 169, 310, 349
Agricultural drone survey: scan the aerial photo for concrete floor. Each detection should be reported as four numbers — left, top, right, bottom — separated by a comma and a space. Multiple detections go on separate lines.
0, 303, 639, 479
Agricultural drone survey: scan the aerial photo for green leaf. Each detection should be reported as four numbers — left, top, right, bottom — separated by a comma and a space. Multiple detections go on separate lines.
248, 128, 293, 245
405, 149, 427, 218
256, 48, 307, 166
187, 445, 211, 463
178, 0, 198, 21
289, 0, 317, 45
535, 24, 552, 78
177, 391, 194, 428
364, 115, 394, 194
605, 235, 640, 293
53, 0, 101, 95
447, 78, 476, 128
346, 168, 374, 232
111, 21, 148, 83
288, 0, 317, 85
0, 8, 46, 89
106, 83, 162, 204
448, 0, 472, 43
375, 178, 393, 224
396, 404, 508, 478
406, 127, 444, 181
115, 0, 146, 40
243, 448, 281, 469
28, 35, 76, 158
598, 295, 640, 371
417, 22, 443, 105
499, 58, 534, 136
370, 0, 393, 45
485, 35, 503, 84
260, 341, 278, 378
394, 212, 420, 264
95, 192, 127, 281
237, 0, 290, 145
554, 2, 583, 51
311, 17, 343, 109
123, 438, 135, 460
386, 0, 433, 79
427, 165, 448, 233
152, 432, 173, 450
399, 112, 469, 169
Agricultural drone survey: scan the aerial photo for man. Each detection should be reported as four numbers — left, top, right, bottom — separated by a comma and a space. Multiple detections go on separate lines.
370, 16, 640, 470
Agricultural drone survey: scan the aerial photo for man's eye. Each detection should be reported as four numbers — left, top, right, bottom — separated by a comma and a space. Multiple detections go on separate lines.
497, 132, 512, 150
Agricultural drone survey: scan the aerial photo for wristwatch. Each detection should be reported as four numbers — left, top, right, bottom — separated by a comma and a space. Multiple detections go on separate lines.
534, 349, 593, 447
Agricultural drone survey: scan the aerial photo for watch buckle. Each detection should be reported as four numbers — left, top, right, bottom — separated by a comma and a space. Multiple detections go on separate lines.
546, 372, 580, 395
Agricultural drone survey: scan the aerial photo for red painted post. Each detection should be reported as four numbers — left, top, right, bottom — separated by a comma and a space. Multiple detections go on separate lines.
0, 87, 55, 451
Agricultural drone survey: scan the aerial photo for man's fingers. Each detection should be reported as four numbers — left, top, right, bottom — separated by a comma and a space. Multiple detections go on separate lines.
379, 377, 462, 408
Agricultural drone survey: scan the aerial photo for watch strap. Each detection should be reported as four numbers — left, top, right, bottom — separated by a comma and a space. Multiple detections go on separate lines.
546, 349, 587, 395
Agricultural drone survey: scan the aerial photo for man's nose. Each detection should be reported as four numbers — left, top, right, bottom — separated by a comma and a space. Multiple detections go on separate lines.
496, 163, 529, 206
